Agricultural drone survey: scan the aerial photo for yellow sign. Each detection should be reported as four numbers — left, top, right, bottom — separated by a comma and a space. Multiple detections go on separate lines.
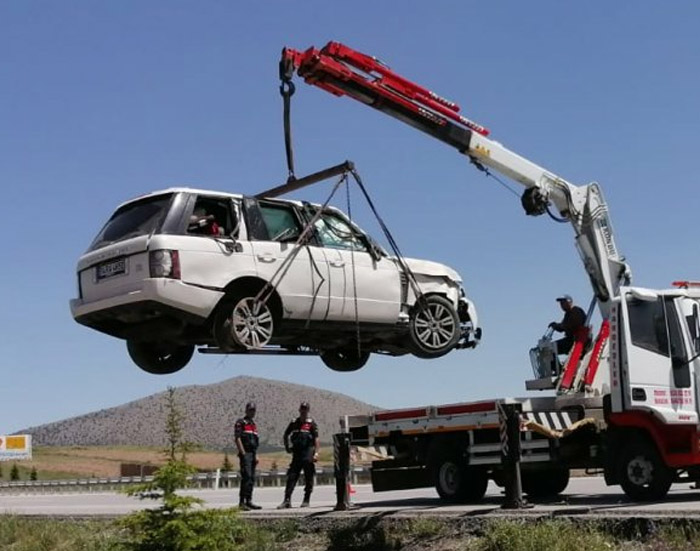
0, 434, 32, 461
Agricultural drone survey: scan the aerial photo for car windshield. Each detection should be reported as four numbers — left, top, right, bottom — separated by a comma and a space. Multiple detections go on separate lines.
88, 194, 173, 251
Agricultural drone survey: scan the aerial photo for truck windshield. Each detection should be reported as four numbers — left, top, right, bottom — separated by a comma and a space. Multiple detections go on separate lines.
88, 194, 174, 251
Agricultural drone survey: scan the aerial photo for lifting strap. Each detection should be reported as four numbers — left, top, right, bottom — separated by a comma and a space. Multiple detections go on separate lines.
279, 55, 297, 182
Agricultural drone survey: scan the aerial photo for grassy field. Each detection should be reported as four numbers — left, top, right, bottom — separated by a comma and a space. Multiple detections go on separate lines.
2, 446, 336, 480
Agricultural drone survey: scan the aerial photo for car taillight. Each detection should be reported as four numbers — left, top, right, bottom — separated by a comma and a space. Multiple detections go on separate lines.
149, 250, 181, 279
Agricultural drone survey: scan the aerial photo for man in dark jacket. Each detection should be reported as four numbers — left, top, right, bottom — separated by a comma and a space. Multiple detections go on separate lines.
234, 401, 261, 510
549, 294, 587, 356
277, 401, 319, 509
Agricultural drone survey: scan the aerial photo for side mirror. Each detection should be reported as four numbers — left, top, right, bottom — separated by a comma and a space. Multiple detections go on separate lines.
368, 243, 382, 262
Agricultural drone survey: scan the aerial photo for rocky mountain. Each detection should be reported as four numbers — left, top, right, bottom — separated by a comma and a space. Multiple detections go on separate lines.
21, 376, 379, 452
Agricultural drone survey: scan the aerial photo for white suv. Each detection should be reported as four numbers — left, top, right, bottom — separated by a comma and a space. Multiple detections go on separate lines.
70, 188, 480, 373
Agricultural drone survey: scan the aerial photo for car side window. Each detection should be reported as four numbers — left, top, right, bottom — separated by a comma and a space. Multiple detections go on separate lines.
188, 196, 238, 237
259, 203, 302, 242
313, 212, 368, 252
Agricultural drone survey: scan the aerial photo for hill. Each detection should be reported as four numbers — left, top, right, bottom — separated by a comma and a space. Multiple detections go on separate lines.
20, 376, 378, 452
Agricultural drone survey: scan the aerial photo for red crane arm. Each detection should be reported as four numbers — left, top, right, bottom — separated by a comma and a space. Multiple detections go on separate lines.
281, 42, 489, 153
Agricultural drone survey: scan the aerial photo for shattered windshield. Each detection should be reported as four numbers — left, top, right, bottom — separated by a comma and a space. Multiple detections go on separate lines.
88, 194, 174, 251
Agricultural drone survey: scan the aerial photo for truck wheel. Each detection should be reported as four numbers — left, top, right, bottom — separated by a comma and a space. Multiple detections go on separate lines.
433, 454, 487, 503
409, 295, 460, 359
617, 441, 673, 501
522, 467, 570, 498
126, 341, 194, 374
214, 294, 274, 350
320, 348, 370, 372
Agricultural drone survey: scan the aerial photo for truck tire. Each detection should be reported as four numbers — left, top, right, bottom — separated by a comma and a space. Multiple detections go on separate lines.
433, 453, 488, 503
617, 441, 673, 501
126, 341, 194, 375
521, 467, 570, 498
409, 295, 460, 359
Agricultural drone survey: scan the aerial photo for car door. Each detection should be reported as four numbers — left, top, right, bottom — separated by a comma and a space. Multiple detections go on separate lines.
312, 209, 400, 322
177, 194, 257, 290
619, 288, 697, 424
247, 199, 330, 321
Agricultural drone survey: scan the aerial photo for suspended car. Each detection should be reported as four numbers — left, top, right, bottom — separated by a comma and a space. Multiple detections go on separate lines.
70, 188, 480, 374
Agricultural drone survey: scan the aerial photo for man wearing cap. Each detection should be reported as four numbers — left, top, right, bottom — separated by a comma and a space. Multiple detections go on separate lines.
549, 295, 587, 359
277, 401, 320, 508
234, 402, 261, 510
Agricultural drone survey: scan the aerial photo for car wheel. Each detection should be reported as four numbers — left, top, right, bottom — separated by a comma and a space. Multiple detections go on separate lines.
617, 441, 673, 501
126, 341, 194, 375
409, 295, 460, 359
432, 453, 488, 503
521, 467, 570, 499
214, 294, 274, 350
320, 348, 370, 372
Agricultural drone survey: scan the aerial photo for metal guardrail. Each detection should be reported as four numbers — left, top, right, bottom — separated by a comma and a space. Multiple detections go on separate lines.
0, 467, 370, 494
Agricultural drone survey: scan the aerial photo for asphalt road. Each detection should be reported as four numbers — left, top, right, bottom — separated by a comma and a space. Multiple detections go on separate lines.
4, 477, 700, 517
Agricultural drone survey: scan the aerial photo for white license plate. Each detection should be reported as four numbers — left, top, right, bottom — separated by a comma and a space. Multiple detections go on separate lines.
96, 257, 127, 280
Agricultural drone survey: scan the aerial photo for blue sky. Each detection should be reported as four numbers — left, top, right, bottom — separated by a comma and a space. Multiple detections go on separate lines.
2, 2, 699, 433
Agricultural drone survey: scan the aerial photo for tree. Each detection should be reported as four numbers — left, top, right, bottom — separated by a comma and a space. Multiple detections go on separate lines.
0, 463, 3, 479
164, 386, 185, 462
9, 464, 19, 481
30, 466, 38, 481
117, 387, 251, 551
222, 451, 233, 472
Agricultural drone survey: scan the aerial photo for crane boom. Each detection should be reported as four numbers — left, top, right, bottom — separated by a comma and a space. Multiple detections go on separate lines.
281, 42, 631, 317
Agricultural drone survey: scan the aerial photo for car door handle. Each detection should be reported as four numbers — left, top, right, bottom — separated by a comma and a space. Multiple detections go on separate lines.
329, 260, 345, 267
257, 254, 276, 263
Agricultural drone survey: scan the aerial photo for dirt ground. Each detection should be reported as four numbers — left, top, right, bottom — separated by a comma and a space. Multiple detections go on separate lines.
22, 446, 336, 479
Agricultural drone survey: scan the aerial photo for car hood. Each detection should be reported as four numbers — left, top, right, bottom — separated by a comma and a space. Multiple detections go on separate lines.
393, 256, 462, 284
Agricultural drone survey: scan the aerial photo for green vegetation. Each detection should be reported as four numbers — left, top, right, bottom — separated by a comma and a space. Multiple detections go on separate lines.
472, 520, 614, 551
3, 517, 700, 550
0, 516, 117, 551
405, 517, 445, 539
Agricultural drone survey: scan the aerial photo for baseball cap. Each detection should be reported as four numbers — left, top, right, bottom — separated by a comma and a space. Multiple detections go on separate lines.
245, 401, 256, 410
299, 401, 310, 410
556, 294, 573, 303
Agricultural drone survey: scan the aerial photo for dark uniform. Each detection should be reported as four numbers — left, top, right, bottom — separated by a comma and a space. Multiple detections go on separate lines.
278, 402, 319, 508
234, 403, 260, 509
552, 305, 587, 354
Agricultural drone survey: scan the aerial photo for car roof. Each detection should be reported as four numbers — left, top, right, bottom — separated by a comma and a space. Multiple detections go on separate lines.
116, 187, 316, 211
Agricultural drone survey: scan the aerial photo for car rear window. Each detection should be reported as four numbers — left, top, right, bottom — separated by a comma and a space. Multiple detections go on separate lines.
88, 194, 174, 251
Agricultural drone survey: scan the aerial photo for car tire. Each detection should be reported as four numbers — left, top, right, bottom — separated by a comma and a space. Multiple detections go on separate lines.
214, 293, 275, 350
320, 348, 370, 372
617, 441, 673, 501
521, 467, 570, 499
126, 341, 194, 375
408, 295, 460, 359
432, 452, 488, 503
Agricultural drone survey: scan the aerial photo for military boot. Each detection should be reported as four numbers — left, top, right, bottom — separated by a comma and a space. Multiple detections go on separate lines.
246, 500, 262, 510
277, 498, 292, 509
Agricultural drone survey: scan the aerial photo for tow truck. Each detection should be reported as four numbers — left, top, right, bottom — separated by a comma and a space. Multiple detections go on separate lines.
280, 42, 700, 502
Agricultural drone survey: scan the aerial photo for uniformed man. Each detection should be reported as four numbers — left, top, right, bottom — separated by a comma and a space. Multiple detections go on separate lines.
234, 401, 261, 510
277, 401, 319, 508
549, 294, 587, 355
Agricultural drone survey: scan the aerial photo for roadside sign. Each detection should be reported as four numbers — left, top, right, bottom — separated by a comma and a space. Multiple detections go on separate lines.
0, 435, 32, 461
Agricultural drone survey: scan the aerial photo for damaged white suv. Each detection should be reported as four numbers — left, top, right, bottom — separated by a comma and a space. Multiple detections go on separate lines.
70, 188, 480, 373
